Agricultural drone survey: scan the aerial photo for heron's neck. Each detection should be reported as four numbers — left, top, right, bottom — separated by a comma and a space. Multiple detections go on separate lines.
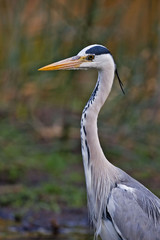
81, 68, 114, 168
80, 67, 116, 231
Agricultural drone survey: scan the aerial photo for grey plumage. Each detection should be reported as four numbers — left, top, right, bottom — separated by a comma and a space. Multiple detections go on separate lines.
39, 44, 160, 240
105, 169, 160, 239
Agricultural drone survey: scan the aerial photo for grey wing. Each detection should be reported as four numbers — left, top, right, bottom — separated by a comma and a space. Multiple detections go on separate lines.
106, 181, 160, 240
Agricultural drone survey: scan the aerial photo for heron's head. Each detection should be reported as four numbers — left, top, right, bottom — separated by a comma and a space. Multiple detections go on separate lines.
38, 44, 114, 71
39, 44, 124, 93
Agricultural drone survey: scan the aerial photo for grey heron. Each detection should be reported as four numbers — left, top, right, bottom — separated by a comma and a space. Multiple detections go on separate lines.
39, 44, 160, 240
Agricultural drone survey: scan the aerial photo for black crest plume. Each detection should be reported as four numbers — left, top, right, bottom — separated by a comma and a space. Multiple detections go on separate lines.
115, 69, 125, 95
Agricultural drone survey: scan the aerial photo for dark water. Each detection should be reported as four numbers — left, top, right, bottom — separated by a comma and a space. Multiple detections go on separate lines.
1, 231, 93, 240
0, 218, 93, 240
5, 234, 93, 240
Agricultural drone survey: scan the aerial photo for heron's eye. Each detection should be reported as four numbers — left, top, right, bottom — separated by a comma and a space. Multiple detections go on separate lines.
86, 55, 95, 61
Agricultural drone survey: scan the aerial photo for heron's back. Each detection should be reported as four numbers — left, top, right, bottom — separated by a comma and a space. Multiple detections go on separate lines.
100, 168, 160, 240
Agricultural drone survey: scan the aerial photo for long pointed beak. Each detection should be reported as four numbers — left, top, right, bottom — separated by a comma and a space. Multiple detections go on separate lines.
38, 56, 85, 71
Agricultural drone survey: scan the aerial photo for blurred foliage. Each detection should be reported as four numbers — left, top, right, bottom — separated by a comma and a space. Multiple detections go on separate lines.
0, 0, 160, 212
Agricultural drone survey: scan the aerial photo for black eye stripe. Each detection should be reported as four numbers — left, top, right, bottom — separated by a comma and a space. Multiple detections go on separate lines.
86, 46, 110, 55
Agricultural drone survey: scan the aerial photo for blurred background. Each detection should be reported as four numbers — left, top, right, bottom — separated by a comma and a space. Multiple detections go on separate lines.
0, 0, 160, 238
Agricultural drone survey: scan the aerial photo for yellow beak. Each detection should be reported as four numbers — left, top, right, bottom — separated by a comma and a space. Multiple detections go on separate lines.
38, 56, 85, 71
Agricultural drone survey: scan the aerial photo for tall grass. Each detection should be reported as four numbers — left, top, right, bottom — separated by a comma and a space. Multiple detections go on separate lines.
0, 0, 160, 209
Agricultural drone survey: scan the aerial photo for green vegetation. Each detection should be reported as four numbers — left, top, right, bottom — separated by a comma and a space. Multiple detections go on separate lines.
0, 0, 159, 216
0, 120, 86, 212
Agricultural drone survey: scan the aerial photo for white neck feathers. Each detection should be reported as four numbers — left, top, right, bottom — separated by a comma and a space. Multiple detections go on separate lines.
81, 66, 115, 165
80, 62, 118, 233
